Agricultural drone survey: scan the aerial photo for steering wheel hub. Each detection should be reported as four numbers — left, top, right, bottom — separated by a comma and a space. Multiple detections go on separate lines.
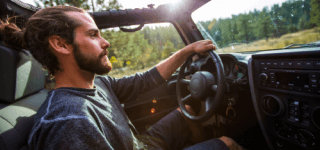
190, 71, 216, 100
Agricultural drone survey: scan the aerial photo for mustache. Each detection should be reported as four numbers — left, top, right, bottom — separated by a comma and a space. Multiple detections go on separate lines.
99, 49, 109, 58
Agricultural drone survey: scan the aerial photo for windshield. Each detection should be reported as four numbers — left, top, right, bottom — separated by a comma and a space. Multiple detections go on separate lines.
192, 0, 319, 53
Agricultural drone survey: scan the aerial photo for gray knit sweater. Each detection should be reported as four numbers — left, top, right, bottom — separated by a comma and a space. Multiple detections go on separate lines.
28, 67, 165, 150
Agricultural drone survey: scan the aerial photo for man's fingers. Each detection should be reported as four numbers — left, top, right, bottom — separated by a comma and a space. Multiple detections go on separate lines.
206, 40, 213, 45
206, 44, 216, 50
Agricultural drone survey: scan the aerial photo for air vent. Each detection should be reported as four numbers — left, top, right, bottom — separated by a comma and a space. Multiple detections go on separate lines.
262, 95, 284, 116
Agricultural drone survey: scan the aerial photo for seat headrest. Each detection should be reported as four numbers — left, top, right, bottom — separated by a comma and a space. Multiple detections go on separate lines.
0, 45, 46, 103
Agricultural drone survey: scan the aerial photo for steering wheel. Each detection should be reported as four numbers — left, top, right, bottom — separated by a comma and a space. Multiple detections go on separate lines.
176, 50, 226, 122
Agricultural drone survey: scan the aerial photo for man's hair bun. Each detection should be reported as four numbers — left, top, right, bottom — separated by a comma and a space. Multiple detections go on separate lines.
0, 20, 27, 50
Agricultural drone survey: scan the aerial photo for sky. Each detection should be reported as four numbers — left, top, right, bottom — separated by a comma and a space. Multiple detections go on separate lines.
22, 0, 288, 22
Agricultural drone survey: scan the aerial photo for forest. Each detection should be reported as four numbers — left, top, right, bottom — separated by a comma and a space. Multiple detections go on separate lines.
198, 0, 319, 48
34, 0, 320, 71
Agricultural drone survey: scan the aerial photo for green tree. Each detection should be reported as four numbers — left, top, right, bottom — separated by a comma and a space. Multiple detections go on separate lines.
37, 0, 122, 11
238, 14, 251, 43
310, 0, 320, 27
298, 13, 308, 30
162, 40, 177, 59
287, 23, 298, 33
256, 12, 274, 41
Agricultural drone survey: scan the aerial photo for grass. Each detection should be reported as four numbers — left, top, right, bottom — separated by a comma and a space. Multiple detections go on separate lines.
108, 27, 320, 78
217, 27, 320, 53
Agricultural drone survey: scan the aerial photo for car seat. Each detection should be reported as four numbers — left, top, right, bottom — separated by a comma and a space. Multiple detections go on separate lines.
0, 44, 48, 150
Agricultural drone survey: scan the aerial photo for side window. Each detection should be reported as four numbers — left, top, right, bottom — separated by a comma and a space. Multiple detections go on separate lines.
102, 23, 185, 78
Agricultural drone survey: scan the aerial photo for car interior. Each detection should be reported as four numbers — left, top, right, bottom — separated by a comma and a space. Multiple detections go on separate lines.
0, 0, 320, 150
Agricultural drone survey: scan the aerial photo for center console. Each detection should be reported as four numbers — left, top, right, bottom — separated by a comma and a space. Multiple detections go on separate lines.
249, 49, 320, 150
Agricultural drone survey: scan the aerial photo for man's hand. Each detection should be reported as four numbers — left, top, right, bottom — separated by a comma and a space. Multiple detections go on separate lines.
184, 39, 216, 55
156, 40, 216, 80
219, 136, 247, 150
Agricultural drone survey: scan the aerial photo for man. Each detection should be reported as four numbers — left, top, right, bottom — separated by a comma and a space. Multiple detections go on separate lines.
1, 5, 243, 150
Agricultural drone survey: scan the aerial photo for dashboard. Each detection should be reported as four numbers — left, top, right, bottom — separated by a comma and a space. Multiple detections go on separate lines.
249, 47, 320, 150
190, 48, 320, 150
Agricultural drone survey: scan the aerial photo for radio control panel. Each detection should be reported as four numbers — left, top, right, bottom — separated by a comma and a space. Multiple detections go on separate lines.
258, 60, 320, 95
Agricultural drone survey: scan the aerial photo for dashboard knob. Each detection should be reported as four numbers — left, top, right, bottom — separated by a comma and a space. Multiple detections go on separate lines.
295, 129, 316, 149
259, 73, 268, 81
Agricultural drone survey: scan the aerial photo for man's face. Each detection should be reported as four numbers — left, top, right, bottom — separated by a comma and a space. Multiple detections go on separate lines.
69, 12, 112, 75
73, 41, 112, 75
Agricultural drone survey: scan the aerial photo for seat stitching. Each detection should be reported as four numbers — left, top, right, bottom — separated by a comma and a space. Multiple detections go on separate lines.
0, 116, 14, 128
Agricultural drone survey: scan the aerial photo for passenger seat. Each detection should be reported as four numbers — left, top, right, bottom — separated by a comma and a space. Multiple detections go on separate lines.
0, 45, 48, 150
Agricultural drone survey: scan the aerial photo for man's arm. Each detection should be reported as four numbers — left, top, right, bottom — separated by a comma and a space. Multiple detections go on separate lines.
156, 40, 215, 80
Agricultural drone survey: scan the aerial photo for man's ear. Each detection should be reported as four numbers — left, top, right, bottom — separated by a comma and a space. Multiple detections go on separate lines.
48, 35, 71, 55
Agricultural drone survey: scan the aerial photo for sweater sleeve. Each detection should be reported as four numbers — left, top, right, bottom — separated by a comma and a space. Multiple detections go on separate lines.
29, 118, 114, 150
103, 67, 166, 103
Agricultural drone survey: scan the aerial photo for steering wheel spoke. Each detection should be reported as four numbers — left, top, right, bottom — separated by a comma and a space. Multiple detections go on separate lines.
184, 70, 191, 76
181, 94, 193, 104
180, 79, 190, 85
205, 97, 213, 112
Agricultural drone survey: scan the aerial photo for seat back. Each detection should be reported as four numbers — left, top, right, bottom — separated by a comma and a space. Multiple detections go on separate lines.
0, 45, 48, 150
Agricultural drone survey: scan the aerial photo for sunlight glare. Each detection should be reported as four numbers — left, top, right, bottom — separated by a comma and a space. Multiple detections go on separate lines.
152, 0, 181, 5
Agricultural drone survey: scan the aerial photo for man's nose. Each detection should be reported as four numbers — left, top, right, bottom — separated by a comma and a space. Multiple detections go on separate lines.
102, 38, 110, 49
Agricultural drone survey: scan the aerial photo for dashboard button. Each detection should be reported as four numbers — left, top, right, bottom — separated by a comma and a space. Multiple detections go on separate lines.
310, 78, 317, 84
273, 62, 279, 68
304, 61, 313, 67
311, 84, 318, 88
287, 61, 294, 67
310, 74, 317, 78
260, 61, 266, 66
266, 62, 272, 67
270, 75, 275, 79
262, 67, 268, 71
314, 61, 320, 67
280, 62, 286, 67
295, 61, 303, 67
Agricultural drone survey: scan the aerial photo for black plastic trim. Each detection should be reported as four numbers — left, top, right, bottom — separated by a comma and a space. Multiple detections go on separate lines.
248, 58, 274, 150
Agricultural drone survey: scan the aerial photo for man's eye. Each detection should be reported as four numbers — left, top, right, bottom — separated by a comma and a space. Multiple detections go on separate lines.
90, 33, 96, 38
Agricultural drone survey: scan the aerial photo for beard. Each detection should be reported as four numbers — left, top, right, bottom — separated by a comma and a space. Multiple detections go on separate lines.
73, 43, 112, 75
